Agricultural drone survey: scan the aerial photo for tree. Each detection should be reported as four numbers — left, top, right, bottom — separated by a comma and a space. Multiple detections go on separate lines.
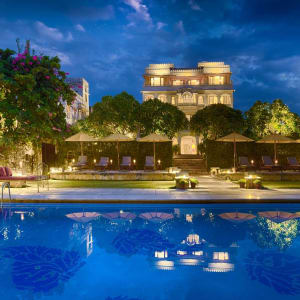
138, 98, 188, 138
190, 104, 245, 141
0, 47, 75, 147
82, 92, 140, 136
245, 99, 300, 139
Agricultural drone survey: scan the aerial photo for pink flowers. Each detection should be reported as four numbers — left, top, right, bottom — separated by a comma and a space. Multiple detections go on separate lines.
20, 62, 25, 66
48, 112, 53, 118
45, 76, 50, 80
52, 126, 62, 132
29, 62, 33, 65
65, 72, 69, 75
77, 85, 83, 89
33, 56, 38, 61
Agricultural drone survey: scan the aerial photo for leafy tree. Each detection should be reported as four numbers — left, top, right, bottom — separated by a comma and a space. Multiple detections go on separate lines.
82, 92, 140, 136
138, 98, 188, 138
190, 104, 245, 141
245, 99, 300, 139
0, 47, 75, 148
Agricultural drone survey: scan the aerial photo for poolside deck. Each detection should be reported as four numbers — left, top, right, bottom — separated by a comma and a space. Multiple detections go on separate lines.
4, 176, 300, 203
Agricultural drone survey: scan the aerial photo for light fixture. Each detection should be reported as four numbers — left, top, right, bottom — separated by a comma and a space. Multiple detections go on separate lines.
93, 158, 96, 163
72, 158, 75, 163
133, 159, 136, 164
251, 160, 254, 165
158, 159, 161, 165
110, 159, 113, 164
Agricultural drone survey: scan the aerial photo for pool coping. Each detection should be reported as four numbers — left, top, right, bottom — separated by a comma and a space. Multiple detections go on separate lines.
3, 198, 300, 204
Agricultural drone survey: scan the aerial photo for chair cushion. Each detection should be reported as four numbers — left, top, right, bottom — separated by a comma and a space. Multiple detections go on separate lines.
0, 167, 7, 177
4, 167, 12, 176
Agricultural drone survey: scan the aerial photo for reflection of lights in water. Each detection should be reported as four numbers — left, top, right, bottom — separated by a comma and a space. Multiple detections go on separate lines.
186, 234, 200, 246
193, 251, 203, 256
156, 260, 174, 270
201, 208, 206, 216
174, 208, 180, 218
204, 263, 234, 272
86, 226, 93, 257
180, 259, 200, 266
185, 214, 193, 223
155, 250, 168, 258
177, 250, 187, 256
213, 252, 229, 260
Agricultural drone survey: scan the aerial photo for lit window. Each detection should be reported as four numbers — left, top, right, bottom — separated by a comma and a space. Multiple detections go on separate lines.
173, 80, 184, 86
171, 96, 176, 105
220, 94, 231, 105
213, 252, 229, 260
188, 80, 199, 85
209, 76, 224, 85
158, 95, 167, 102
208, 95, 218, 104
198, 96, 204, 104
151, 77, 164, 86
178, 92, 196, 104
144, 94, 154, 101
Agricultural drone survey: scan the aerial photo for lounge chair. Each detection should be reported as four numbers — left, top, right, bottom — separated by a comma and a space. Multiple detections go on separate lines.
0, 166, 48, 192
286, 157, 300, 171
260, 156, 281, 171
95, 157, 109, 170
72, 156, 88, 169
237, 156, 255, 171
120, 156, 132, 170
144, 156, 154, 171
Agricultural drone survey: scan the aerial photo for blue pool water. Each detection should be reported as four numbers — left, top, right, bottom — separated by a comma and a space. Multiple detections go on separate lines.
1, 203, 300, 299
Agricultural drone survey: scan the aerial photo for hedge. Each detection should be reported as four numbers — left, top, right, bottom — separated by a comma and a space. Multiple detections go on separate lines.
205, 140, 300, 169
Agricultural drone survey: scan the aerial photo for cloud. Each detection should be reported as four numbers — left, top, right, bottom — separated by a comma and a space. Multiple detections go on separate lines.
123, 0, 151, 22
175, 20, 185, 34
35, 21, 64, 41
66, 32, 73, 42
157, 22, 167, 30
75, 24, 85, 32
188, 0, 202, 11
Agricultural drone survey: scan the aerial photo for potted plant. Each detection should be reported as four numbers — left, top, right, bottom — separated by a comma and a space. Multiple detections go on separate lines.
176, 178, 189, 189
238, 178, 246, 188
253, 179, 262, 189
190, 177, 199, 189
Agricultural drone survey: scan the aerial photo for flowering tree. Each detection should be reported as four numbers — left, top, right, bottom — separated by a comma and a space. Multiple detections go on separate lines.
0, 47, 75, 147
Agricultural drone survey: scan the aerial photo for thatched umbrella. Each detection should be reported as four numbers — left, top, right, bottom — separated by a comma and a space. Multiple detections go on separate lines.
137, 133, 170, 170
216, 132, 254, 170
256, 134, 295, 162
65, 132, 98, 156
98, 133, 134, 168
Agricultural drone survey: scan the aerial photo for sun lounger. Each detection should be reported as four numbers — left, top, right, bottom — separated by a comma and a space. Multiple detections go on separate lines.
260, 156, 281, 171
237, 156, 255, 171
95, 157, 109, 170
120, 156, 132, 170
72, 156, 88, 169
0, 166, 48, 192
144, 156, 154, 171
286, 157, 300, 171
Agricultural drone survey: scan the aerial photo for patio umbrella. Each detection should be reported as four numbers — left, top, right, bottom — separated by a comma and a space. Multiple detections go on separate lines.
258, 211, 298, 223
216, 132, 254, 170
256, 134, 295, 162
101, 211, 136, 221
65, 132, 98, 156
137, 133, 170, 170
98, 134, 134, 169
66, 212, 100, 223
219, 212, 256, 223
139, 212, 174, 223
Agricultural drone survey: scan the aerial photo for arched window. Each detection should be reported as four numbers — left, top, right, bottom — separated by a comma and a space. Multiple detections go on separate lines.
178, 92, 196, 104
158, 95, 167, 103
144, 94, 154, 101
220, 94, 231, 105
208, 94, 218, 105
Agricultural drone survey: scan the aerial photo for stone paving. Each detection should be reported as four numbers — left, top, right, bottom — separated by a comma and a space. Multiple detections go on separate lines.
3, 176, 300, 203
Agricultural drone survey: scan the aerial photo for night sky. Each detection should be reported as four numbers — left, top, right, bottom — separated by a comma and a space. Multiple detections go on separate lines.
1, 0, 300, 112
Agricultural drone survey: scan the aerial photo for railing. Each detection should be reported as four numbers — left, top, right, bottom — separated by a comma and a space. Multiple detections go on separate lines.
1, 182, 11, 208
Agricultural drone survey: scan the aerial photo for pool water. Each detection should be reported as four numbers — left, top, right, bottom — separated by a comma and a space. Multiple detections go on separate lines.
1, 203, 300, 300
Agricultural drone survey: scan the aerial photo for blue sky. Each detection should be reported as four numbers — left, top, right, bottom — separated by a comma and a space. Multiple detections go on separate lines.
1, 0, 300, 112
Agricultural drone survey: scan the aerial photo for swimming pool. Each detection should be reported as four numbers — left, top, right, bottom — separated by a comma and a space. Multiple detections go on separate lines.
0, 203, 300, 299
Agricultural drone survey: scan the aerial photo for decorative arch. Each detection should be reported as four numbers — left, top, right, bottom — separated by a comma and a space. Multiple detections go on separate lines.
144, 94, 154, 101
158, 95, 167, 103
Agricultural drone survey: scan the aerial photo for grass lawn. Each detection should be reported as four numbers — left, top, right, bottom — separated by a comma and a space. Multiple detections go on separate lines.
48, 180, 175, 189
262, 181, 300, 189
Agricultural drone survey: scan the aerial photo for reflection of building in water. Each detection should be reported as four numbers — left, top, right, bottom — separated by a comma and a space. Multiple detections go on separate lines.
152, 232, 236, 271
69, 223, 93, 257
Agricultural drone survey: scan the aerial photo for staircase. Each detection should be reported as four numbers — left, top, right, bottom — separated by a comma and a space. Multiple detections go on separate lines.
173, 155, 208, 175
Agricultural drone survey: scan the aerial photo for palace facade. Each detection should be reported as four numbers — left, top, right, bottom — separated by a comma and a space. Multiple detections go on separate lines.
141, 62, 234, 155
